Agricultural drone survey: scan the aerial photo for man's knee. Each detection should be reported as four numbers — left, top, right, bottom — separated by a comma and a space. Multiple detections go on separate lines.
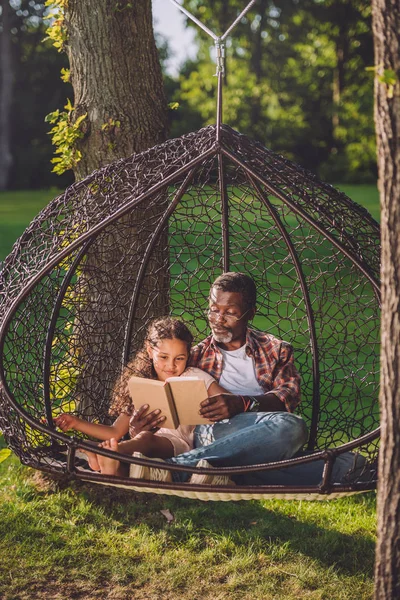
261, 412, 308, 449
281, 413, 308, 448
292, 415, 309, 447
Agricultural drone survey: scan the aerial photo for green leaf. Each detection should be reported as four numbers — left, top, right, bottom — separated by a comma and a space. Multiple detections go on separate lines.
60, 68, 70, 83
0, 448, 11, 464
379, 68, 397, 86
74, 114, 88, 128
64, 98, 74, 112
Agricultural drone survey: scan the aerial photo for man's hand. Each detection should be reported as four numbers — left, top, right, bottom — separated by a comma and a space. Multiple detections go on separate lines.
129, 404, 166, 436
199, 394, 243, 421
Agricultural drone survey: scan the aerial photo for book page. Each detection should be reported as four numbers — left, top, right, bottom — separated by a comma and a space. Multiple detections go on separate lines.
127, 376, 178, 429
167, 378, 210, 426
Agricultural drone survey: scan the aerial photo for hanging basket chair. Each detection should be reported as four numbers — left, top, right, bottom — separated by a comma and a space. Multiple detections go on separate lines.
0, 124, 380, 501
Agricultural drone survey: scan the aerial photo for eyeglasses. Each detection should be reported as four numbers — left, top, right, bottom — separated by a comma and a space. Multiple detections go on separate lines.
206, 308, 251, 323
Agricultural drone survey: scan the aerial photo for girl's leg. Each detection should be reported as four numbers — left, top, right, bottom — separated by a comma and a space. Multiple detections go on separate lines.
117, 431, 174, 459
94, 432, 174, 476
80, 449, 101, 472
97, 439, 125, 475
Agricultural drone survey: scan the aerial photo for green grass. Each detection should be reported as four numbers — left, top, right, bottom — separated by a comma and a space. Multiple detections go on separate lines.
0, 186, 380, 599
335, 183, 380, 222
0, 453, 376, 600
0, 189, 60, 262
0, 184, 380, 264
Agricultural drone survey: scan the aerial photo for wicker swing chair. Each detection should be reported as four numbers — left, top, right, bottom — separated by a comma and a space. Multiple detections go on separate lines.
0, 3, 380, 502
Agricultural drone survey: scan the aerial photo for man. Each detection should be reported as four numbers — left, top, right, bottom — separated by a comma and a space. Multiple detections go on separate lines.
88, 271, 360, 486
148, 271, 309, 484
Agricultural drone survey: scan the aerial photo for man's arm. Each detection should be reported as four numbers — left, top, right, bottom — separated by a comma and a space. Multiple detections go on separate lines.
199, 391, 284, 421
264, 341, 301, 412
199, 341, 300, 420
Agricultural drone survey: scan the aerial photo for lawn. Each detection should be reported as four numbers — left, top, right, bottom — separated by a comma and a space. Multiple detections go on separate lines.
0, 184, 380, 265
0, 189, 60, 263
0, 184, 379, 599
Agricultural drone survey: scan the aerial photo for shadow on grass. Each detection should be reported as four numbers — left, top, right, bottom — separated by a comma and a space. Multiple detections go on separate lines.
68, 478, 375, 578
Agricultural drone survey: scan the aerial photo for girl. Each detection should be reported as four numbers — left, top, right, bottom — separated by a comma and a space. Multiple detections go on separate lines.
54, 317, 227, 476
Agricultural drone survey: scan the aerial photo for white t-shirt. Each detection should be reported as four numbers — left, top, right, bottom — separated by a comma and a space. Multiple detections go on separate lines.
155, 367, 215, 456
219, 344, 264, 395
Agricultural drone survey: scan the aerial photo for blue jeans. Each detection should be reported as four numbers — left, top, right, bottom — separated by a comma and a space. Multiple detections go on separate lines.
232, 450, 367, 486
167, 412, 309, 482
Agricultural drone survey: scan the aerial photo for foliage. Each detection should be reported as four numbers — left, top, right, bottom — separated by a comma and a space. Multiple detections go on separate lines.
45, 100, 87, 174
0, 448, 11, 464
43, 0, 68, 51
43, 1, 88, 175
378, 68, 397, 98
366, 64, 399, 99
172, 0, 376, 183
3, 0, 379, 188
4, 0, 74, 189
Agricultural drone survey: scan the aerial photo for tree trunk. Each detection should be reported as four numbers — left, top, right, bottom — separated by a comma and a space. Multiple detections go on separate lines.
331, 1, 350, 151
372, 0, 400, 598
65, 0, 168, 176
0, 0, 14, 190
63, 0, 169, 416
249, 0, 267, 141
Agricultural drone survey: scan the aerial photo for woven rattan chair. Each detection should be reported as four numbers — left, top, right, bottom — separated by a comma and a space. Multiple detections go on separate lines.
0, 122, 380, 501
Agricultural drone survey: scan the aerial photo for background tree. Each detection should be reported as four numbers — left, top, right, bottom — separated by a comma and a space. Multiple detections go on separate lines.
50, 0, 170, 414
0, 0, 72, 190
63, 0, 168, 178
372, 0, 400, 597
0, 0, 380, 189
173, 0, 376, 182
0, 0, 13, 190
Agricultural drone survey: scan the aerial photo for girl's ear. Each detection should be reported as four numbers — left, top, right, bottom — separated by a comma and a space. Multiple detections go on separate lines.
146, 344, 153, 359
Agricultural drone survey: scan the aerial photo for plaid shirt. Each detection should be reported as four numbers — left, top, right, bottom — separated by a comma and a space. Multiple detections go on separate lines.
189, 328, 301, 413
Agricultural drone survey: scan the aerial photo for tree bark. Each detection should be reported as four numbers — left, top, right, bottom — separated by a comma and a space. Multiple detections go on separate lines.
0, 0, 14, 190
372, 0, 400, 598
65, 0, 168, 177
63, 0, 169, 416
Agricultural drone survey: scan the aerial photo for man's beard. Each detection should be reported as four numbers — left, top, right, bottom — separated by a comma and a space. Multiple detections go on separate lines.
211, 327, 233, 344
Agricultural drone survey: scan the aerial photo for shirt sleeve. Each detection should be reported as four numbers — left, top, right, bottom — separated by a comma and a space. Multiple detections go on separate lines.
180, 367, 216, 390
271, 342, 301, 413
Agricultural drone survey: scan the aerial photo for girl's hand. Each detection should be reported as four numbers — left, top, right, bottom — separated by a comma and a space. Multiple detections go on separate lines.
129, 404, 166, 437
54, 413, 79, 432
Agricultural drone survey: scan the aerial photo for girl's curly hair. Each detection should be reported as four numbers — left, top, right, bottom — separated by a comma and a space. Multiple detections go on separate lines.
109, 317, 193, 416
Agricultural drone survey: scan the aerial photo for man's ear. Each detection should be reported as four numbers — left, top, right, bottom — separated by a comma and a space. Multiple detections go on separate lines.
249, 306, 256, 321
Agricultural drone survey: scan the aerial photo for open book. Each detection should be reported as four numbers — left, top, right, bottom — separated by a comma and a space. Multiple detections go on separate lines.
127, 376, 211, 428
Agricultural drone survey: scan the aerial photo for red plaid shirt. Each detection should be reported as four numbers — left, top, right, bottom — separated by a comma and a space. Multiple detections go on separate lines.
189, 328, 301, 413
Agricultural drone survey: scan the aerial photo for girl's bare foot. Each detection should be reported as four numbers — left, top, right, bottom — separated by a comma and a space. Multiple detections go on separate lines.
79, 449, 101, 471
97, 438, 122, 475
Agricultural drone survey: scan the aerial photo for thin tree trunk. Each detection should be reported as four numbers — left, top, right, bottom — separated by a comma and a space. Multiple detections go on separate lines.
249, 0, 267, 141
332, 1, 349, 151
0, 0, 14, 190
63, 0, 169, 416
372, 0, 400, 597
